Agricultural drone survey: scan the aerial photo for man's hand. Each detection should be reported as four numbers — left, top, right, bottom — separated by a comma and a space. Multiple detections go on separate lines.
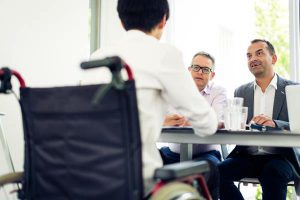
163, 114, 187, 126
218, 121, 225, 129
251, 114, 276, 127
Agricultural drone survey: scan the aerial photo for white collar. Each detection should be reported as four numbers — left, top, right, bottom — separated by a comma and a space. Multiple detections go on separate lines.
201, 82, 213, 95
254, 74, 278, 90
123, 30, 158, 42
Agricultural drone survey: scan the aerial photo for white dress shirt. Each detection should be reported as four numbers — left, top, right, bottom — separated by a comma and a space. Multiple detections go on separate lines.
201, 82, 227, 121
250, 74, 277, 155
87, 30, 218, 188
253, 75, 277, 118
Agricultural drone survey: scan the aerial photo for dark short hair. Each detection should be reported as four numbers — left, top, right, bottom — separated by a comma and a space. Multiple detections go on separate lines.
251, 39, 276, 55
117, 0, 169, 32
192, 51, 215, 71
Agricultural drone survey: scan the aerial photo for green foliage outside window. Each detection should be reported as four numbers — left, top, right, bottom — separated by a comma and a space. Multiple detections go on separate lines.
255, 0, 290, 79
254, 0, 292, 198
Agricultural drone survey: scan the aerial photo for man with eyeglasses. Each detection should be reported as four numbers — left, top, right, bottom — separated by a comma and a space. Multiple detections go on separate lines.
159, 51, 227, 200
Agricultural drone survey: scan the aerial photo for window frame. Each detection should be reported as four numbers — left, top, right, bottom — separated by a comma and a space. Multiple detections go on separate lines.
289, 0, 300, 82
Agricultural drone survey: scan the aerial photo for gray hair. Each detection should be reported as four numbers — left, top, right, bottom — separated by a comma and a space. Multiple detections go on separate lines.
192, 51, 215, 71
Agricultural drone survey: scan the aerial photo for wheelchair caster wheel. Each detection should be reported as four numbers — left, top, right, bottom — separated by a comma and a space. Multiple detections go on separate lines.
150, 182, 205, 200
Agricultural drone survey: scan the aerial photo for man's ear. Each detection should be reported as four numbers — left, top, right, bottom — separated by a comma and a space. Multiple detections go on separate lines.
210, 72, 216, 80
120, 21, 125, 29
158, 15, 167, 29
272, 54, 277, 65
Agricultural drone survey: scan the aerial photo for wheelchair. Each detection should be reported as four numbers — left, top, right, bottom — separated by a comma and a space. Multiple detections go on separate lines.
0, 57, 212, 200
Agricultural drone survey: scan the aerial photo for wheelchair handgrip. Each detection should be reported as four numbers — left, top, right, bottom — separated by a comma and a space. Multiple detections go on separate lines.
0, 68, 26, 91
80, 56, 134, 80
81, 56, 123, 72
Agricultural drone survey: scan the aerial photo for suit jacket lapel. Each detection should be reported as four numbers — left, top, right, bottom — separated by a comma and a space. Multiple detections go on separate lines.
245, 83, 254, 122
273, 76, 286, 119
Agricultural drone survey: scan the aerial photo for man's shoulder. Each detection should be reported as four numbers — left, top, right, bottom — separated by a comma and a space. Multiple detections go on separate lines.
236, 82, 253, 91
90, 45, 121, 60
234, 82, 253, 96
158, 42, 182, 56
210, 83, 227, 93
277, 75, 299, 86
206, 83, 227, 103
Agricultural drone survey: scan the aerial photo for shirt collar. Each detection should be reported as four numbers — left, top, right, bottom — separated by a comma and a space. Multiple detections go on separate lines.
123, 30, 158, 42
253, 74, 278, 90
201, 82, 213, 95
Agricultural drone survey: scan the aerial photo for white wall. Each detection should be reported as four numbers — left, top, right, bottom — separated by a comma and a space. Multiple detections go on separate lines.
100, 0, 125, 47
0, 1, 89, 197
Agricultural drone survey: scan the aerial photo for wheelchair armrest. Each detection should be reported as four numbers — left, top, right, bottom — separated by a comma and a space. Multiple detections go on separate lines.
0, 172, 23, 187
153, 160, 209, 181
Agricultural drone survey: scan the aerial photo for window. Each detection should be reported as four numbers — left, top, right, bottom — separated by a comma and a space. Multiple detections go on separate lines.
166, 0, 296, 96
91, 0, 300, 95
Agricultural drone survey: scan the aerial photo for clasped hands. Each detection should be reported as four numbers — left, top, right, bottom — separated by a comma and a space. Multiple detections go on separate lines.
164, 114, 224, 129
164, 114, 190, 127
251, 114, 276, 127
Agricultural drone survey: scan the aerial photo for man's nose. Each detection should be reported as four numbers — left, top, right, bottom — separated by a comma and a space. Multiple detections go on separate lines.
248, 56, 257, 63
250, 53, 260, 61
197, 69, 204, 74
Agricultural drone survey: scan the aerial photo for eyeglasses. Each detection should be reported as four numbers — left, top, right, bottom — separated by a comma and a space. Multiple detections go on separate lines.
190, 65, 212, 74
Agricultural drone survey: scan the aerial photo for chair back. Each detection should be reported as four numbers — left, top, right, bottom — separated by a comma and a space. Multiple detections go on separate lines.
20, 57, 143, 200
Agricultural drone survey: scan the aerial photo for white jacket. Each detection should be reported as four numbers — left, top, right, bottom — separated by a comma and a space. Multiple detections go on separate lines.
89, 30, 218, 186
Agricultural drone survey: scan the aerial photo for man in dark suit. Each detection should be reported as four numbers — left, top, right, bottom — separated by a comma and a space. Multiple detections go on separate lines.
218, 39, 299, 200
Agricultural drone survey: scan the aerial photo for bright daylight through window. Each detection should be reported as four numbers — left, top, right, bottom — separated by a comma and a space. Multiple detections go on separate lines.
91, 0, 298, 97
165, 0, 290, 96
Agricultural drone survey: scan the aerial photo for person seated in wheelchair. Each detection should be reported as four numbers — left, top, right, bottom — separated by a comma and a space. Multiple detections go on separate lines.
90, 0, 218, 194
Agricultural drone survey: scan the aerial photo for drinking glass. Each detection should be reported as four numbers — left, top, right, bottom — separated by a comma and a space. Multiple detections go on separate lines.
232, 97, 244, 107
224, 97, 244, 130
240, 107, 248, 130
